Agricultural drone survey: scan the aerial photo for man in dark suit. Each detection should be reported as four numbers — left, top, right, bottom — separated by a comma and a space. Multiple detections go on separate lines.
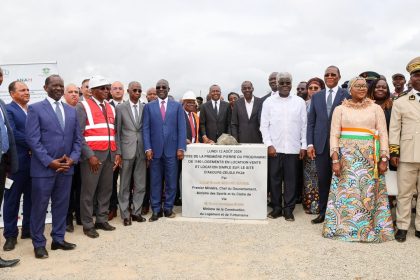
199, 84, 231, 143
143, 79, 186, 221
231, 81, 263, 143
115, 81, 147, 226
307, 66, 349, 224
26, 75, 82, 259
261, 72, 278, 102
3, 81, 32, 252
0, 67, 20, 268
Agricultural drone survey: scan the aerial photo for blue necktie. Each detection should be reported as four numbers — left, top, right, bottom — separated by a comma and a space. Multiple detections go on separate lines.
0, 110, 9, 154
55, 101, 64, 130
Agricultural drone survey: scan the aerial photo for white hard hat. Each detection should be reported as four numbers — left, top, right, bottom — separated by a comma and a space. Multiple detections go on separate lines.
89, 75, 111, 89
182, 90, 197, 100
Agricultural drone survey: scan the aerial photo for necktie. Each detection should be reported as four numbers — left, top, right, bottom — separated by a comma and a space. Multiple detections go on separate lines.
214, 101, 218, 115
99, 103, 108, 122
326, 89, 333, 116
0, 110, 9, 153
133, 104, 139, 124
189, 112, 196, 140
55, 101, 64, 130
160, 100, 166, 120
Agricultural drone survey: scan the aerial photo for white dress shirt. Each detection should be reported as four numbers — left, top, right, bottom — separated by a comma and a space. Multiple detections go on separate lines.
260, 94, 307, 154
325, 85, 339, 104
129, 100, 140, 121
46, 96, 65, 126
271, 91, 278, 96
158, 97, 168, 111
245, 96, 254, 119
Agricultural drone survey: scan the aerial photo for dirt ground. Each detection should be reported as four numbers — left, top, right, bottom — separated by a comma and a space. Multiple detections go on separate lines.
1, 206, 420, 280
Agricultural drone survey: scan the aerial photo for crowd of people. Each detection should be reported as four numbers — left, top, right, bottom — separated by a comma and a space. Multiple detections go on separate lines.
0, 55, 419, 268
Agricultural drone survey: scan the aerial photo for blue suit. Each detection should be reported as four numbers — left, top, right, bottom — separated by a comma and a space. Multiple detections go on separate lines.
26, 98, 82, 248
307, 88, 349, 215
143, 98, 186, 212
3, 101, 32, 239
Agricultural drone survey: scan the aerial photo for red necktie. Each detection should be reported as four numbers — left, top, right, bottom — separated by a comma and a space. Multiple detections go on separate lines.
160, 100, 166, 120
189, 112, 196, 140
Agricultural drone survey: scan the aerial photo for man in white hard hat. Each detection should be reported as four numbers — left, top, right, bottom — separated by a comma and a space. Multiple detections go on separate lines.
76, 76, 121, 238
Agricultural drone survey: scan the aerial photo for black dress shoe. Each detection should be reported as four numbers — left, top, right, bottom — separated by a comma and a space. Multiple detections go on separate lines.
76, 217, 82, 226
0, 257, 20, 268
164, 210, 176, 218
311, 215, 325, 224
34, 246, 49, 259
21, 232, 31, 239
174, 198, 182, 206
51, 240, 76, 250
415, 230, 420, 239
131, 215, 146, 222
267, 209, 282, 219
149, 212, 161, 222
83, 228, 99, 238
66, 223, 74, 233
395, 229, 408, 242
3, 237, 17, 251
284, 213, 295, 222
95, 222, 116, 231
123, 218, 132, 226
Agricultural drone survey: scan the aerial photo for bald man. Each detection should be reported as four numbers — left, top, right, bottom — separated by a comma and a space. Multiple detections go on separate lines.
146, 87, 157, 103
63, 84, 80, 107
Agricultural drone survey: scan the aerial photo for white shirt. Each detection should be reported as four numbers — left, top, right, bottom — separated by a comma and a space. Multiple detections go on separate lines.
245, 96, 254, 119
129, 100, 140, 121
260, 94, 307, 154
271, 91, 278, 96
212, 100, 219, 112
158, 97, 168, 111
325, 86, 339, 104
46, 96, 65, 126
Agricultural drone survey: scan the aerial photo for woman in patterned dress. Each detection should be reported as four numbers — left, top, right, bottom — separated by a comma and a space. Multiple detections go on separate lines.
322, 76, 395, 242
302, 78, 325, 214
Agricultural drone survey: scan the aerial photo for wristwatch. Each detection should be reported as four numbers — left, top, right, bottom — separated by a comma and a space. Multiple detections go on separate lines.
381, 157, 388, 162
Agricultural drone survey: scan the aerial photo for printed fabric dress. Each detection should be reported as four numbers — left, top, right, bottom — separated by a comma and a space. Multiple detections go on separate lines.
322, 99, 395, 242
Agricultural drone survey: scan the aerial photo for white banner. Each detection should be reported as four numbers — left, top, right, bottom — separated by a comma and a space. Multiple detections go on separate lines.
182, 144, 267, 220
0, 62, 59, 104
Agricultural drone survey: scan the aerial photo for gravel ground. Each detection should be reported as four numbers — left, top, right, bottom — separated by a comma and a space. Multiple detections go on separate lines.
1, 206, 420, 280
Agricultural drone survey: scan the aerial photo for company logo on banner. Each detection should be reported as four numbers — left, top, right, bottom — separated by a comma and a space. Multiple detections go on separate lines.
0, 62, 59, 104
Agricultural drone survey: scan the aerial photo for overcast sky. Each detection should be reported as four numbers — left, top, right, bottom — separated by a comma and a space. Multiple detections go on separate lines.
1, 0, 419, 99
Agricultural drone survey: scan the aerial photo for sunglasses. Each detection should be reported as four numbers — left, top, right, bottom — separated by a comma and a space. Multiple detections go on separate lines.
324, 73, 337, 77
308, 86, 320, 90
156, 86, 167, 90
132, 89, 142, 93
97, 86, 110, 91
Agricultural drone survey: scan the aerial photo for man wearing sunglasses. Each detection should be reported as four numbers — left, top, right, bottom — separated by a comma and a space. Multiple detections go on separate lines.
307, 66, 349, 224
76, 76, 122, 238
143, 79, 186, 221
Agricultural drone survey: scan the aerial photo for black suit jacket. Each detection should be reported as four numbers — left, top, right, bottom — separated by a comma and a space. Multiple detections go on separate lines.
199, 100, 231, 142
231, 97, 263, 143
307, 87, 349, 154
184, 111, 201, 143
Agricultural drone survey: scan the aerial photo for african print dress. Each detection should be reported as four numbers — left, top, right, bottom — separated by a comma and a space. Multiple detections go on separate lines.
322, 99, 395, 242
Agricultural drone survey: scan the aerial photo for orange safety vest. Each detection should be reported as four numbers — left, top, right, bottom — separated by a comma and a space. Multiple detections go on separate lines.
81, 99, 117, 151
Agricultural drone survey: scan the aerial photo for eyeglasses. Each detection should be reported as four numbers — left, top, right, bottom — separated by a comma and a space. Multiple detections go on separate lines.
97, 86, 110, 91
132, 89, 142, 93
324, 73, 337, 77
278, 82, 291, 86
353, 84, 367, 90
308, 86, 320, 90
112, 87, 123, 91
156, 86, 167, 90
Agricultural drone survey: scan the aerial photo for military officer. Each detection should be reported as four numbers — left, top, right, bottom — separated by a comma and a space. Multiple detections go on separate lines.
389, 56, 420, 242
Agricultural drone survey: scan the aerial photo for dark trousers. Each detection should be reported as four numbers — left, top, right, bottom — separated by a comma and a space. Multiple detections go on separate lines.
315, 148, 332, 215
295, 158, 304, 201
67, 163, 81, 221
109, 166, 119, 211
31, 174, 72, 248
0, 158, 6, 211
269, 153, 298, 214
142, 166, 151, 209
150, 156, 177, 213
3, 169, 31, 238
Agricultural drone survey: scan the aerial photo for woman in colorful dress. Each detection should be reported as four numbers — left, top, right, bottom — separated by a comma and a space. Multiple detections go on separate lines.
302, 77, 325, 214
322, 76, 395, 242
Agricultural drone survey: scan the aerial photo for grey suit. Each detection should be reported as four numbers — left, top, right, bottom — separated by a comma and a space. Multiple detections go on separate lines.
231, 97, 263, 143
76, 102, 116, 229
115, 101, 146, 219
